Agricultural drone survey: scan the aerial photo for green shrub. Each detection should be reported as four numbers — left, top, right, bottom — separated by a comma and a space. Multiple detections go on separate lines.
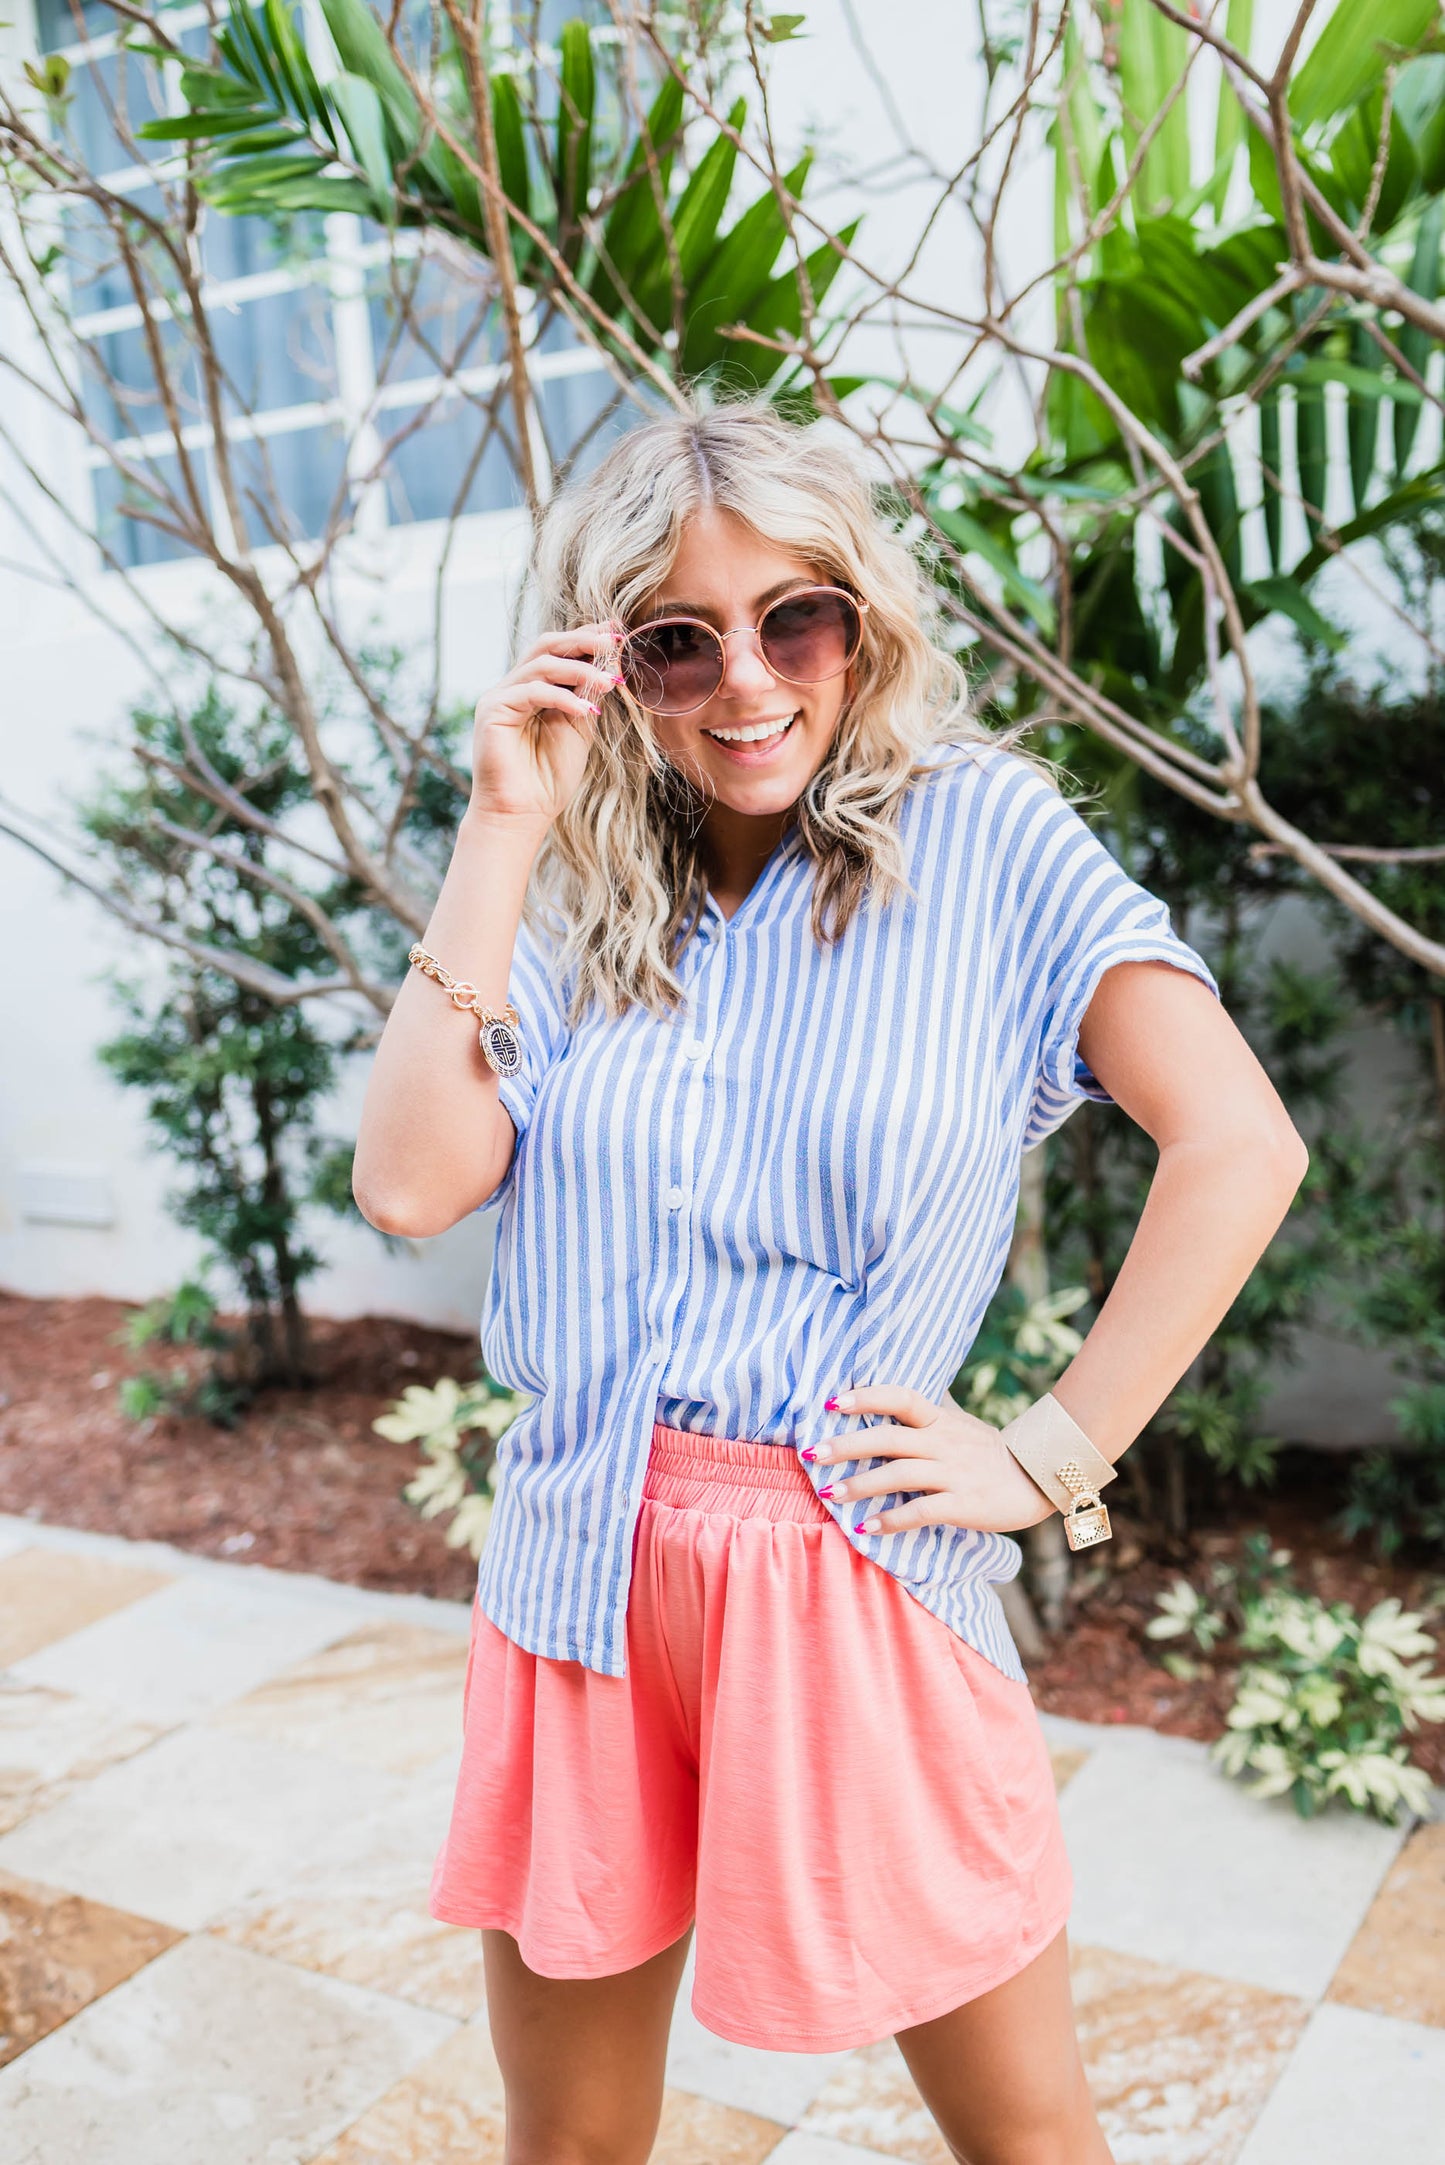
115, 1278, 249, 1428
1335, 1384, 1445, 1562
1146, 1547, 1445, 1824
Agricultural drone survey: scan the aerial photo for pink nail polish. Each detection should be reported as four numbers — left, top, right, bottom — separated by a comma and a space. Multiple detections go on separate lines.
817, 1484, 834, 1499
824, 1395, 839, 1412
854, 1521, 870, 1534
799, 1446, 816, 1461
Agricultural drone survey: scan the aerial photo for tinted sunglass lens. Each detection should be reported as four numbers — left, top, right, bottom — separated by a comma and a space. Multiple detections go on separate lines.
622, 622, 723, 713
760, 592, 859, 682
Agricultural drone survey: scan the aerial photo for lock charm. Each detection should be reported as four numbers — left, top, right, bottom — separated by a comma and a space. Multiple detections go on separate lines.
1056, 1457, 1113, 1551
1063, 1493, 1112, 1551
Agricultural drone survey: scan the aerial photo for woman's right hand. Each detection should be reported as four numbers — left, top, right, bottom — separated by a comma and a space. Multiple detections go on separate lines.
467, 621, 623, 829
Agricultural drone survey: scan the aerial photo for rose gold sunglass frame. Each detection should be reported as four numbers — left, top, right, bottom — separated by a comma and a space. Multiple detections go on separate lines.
618, 584, 869, 717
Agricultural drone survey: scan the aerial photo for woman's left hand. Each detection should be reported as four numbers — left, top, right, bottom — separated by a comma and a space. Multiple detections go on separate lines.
807, 1383, 1058, 1536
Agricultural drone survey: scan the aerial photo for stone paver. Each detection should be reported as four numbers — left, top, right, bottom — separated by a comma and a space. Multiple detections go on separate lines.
1234, 2000, 1445, 2165
0, 1509, 1441, 2163
0, 1931, 451, 2165
1057, 1721, 1410, 1998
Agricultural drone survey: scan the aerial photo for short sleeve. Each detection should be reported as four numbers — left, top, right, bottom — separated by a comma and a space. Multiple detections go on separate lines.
995, 757, 1222, 1152
475, 903, 574, 1212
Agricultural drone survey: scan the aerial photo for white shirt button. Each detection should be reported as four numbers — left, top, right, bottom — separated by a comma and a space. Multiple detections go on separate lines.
666, 1184, 686, 1209
682, 1038, 705, 1059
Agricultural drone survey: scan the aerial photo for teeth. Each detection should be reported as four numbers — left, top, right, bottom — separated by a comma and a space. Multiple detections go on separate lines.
704, 713, 797, 744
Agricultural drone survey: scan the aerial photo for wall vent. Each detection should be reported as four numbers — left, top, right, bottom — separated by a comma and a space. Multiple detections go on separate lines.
15, 1164, 117, 1229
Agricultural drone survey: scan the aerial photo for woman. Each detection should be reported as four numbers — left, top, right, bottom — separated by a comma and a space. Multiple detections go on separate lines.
354, 399, 1307, 2165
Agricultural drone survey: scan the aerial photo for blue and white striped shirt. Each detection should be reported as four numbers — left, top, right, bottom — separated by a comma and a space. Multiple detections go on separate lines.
473, 739, 1221, 1681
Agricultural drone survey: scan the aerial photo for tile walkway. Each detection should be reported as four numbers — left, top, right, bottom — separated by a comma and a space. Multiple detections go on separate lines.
0, 1511, 1441, 2163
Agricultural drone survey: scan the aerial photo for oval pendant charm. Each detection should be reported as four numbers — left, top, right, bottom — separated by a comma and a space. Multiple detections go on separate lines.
479, 1019, 523, 1077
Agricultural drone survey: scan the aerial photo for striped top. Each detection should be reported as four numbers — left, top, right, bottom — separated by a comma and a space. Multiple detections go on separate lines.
473, 739, 1221, 1681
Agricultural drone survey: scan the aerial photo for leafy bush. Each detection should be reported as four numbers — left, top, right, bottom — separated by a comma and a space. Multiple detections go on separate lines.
77, 669, 473, 1422
372, 1374, 530, 1555
1146, 1543, 1445, 1824
82, 685, 370, 1405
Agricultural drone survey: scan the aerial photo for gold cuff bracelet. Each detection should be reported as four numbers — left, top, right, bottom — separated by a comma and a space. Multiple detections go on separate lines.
998, 1391, 1116, 1552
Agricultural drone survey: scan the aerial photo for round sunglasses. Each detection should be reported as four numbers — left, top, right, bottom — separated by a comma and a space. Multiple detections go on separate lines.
618, 584, 867, 717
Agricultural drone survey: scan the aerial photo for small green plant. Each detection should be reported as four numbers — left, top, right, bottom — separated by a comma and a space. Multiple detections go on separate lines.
115, 1277, 249, 1428
953, 1282, 1090, 1427
1144, 1531, 1298, 1675
1146, 1544, 1445, 1824
372, 1374, 531, 1555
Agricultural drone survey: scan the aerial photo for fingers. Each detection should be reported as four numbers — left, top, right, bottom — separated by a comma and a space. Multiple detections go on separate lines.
499, 684, 602, 726
520, 621, 625, 668
825, 1383, 940, 1427
515, 655, 623, 711
808, 1417, 931, 1463
484, 655, 623, 730
815, 1456, 945, 1503
851, 1496, 961, 1537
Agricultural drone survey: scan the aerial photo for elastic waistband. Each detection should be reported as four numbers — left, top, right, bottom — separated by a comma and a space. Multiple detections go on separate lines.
643, 1420, 831, 1523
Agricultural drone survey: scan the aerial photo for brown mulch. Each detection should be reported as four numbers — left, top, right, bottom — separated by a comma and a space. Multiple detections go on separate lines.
0, 1290, 481, 1602
2, 1289, 1442, 1782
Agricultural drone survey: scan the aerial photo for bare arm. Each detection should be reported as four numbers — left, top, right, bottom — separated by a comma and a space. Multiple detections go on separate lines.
802, 958, 1312, 1540
352, 619, 621, 1238
1050, 957, 1310, 1462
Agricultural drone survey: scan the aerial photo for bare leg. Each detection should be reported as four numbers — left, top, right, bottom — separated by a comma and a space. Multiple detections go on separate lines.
893, 1926, 1113, 2165
482, 1923, 694, 2165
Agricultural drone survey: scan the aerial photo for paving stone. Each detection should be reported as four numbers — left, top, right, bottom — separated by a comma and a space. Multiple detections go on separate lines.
0, 1724, 404, 1930
1048, 1745, 1090, 1792
1071, 1943, 1312, 2165
208, 1619, 469, 1774
1234, 1999, 1445, 2165
0, 1868, 179, 2067
0, 1548, 174, 1666
1059, 1726, 1407, 1997
210, 1761, 485, 2017
10, 1571, 358, 1724
0, 1930, 453, 2165
767, 2133, 919, 2164
0, 1676, 166, 1836
1324, 1819, 1445, 2028
651, 2087, 789, 2163
797, 2035, 952, 2163
307, 2020, 507, 2163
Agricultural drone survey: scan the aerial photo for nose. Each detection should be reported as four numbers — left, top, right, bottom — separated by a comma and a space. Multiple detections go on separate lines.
717, 627, 780, 701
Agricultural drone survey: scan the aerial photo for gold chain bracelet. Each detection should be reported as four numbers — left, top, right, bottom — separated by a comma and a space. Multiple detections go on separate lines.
407, 943, 524, 1080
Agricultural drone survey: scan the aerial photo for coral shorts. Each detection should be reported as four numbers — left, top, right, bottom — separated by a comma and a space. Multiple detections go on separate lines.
428, 1421, 1073, 2052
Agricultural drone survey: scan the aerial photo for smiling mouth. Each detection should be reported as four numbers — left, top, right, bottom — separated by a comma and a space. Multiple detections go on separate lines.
702, 711, 798, 745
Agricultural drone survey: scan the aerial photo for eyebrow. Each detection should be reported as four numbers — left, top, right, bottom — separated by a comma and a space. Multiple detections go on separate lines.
646, 578, 816, 622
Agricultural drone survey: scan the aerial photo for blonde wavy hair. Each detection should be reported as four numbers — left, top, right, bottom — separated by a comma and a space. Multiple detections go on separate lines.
519, 394, 1056, 1025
